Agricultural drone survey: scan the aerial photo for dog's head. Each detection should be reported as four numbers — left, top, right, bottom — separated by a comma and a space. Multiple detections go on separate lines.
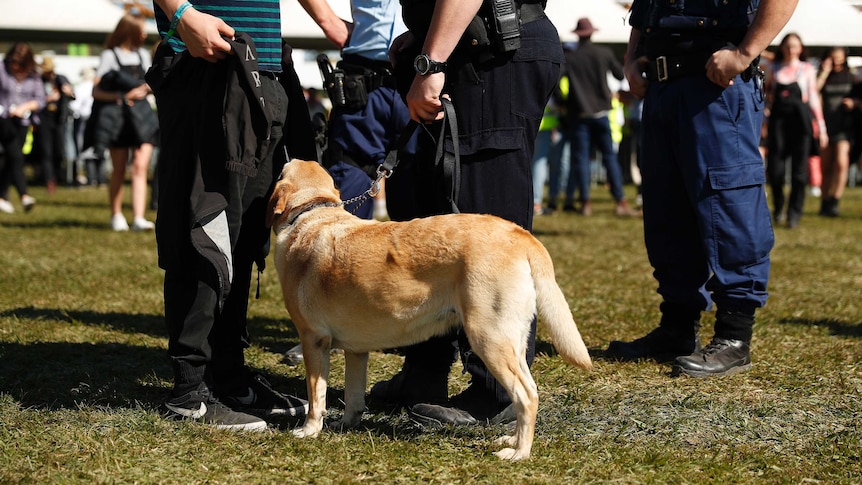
266, 159, 342, 228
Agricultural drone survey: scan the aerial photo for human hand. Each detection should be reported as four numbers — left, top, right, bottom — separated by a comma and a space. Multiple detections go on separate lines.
8, 104, 29, 118
175, 7, 234, 62
624, 55, 648, 99
125, 84, 151, 102
406, 72, 445, 123
707, 46, 751, 88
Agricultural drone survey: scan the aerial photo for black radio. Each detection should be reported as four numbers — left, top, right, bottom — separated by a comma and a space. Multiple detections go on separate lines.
489, 0, 521, 53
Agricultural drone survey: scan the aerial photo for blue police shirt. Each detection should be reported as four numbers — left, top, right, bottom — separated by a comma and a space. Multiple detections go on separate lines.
342, 0, 407, 62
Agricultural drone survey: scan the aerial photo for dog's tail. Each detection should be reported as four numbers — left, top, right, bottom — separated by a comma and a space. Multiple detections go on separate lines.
529, 241, 593, 371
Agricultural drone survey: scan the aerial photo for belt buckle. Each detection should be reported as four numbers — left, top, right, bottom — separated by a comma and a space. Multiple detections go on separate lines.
656, 56, 669, 82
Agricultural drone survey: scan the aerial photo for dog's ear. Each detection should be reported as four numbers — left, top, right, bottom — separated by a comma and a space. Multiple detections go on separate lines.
266, 184, 284, 227
266, 177, 291, 228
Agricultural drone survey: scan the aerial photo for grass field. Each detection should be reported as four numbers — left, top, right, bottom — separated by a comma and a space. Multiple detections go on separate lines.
0, 181, 860, 484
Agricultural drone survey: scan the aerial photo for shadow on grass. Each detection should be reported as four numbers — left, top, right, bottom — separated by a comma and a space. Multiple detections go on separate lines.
0, 340, 309, 412
270, 399, 499, 442
1, 306, 165, 337
778, 317, 862, 338
0, 307, 308, 410
0, 341, 170, 410
0, 306, 299, 354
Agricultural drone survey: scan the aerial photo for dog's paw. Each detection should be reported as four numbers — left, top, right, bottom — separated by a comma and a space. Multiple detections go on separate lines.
292, 425, 322, 438
494, 447, 530, 461
493, 435, 517, 447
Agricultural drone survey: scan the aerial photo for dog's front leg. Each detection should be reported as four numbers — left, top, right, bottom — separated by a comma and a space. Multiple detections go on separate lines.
330, 350, 369, 431
293, 334, 331, 438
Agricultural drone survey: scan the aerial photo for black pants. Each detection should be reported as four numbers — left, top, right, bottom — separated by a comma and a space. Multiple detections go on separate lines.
153, 51, 288, 395
34, 114, 67, 185
0, 121, 30, 200
767, 113, 810, 220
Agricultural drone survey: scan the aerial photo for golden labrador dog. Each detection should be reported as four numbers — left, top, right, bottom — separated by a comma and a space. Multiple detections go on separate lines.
267, 160, 592, 461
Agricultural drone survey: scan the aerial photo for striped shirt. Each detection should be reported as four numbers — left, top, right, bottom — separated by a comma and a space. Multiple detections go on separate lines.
154, 0, 283, 72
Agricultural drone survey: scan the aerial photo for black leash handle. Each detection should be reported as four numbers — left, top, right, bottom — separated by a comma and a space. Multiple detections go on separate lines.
364, 99, 461, 215
437, 98, 460, 214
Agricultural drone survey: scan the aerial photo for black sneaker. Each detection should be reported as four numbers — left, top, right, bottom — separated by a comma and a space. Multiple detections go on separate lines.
164, 384, 267, 431
672, 338, 751, 378
220, 373, 308, 417
605, 326, 701, 363
369, 365, 448, 408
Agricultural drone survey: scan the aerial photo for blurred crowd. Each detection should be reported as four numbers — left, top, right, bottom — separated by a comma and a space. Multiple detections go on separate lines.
530, 32, 862, 228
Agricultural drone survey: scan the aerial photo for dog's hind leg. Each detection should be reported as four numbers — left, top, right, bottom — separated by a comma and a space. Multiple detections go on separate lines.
489, 356, 537, 461
465, 319, 538, 461
329, 350, 369, 431
293, 332, 331, 438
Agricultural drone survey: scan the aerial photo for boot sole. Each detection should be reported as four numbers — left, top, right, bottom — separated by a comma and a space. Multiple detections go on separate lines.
672, 363, 752, 378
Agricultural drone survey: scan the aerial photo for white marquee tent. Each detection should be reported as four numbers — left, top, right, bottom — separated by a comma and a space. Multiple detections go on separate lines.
2, 0, 862, 49
3, 0, 862, 86
775, 0, 862, 49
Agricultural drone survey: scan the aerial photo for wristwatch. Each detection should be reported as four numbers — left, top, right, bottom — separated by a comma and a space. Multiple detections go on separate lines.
414, 54, 447, 75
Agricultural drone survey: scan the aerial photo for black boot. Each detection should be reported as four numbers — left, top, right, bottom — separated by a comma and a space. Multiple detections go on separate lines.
409, 384, 514, 427
673, 309, 753, 377
369, 337, 455, 408
605, 303, 701, 362
672, 338, 751, 377
826, 197, 840, 217
368, 363, 449, 408
819, 197, 837, 217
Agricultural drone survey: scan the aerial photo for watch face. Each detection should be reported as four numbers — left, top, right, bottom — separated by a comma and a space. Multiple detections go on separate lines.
415, 55, 430, 75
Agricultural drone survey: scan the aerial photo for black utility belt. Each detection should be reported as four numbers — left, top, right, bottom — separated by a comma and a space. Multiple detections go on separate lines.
646, 52, 761, 83
645, 52, 711, 82
327, 62, 396, 111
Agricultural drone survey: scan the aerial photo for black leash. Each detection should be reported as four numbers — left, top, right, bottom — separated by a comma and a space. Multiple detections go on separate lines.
341, 97, 462, 215
436, 98, 460, 214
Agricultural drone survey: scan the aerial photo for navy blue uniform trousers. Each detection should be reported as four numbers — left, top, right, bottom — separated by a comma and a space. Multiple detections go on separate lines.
640, 73, 773, 314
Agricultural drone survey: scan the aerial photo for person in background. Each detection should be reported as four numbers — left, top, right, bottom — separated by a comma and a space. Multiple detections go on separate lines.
606, 0, 797, 377
149, 0, 310, 431
92, 13, 157, 232
546, 63, 573, 213
371, 0, 563, 425
531, 90, 562, 216
305, 87, 327, 120
764, 32, 827, 228
0, 42, 44, 214
560, 17, 639, 217
70, 66, 96, 186
816, 46, 855, 217
34, 57, 75, 193
849, 79, 862, 167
